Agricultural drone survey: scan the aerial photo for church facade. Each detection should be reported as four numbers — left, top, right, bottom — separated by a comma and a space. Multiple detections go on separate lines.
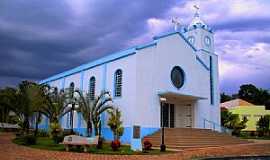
39, 12, 220, 144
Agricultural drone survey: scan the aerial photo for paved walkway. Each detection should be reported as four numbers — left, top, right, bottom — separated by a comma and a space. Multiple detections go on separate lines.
0, 132, 270, 160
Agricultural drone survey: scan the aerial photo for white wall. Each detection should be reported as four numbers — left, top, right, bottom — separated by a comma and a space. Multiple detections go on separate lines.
105, 54, 137, 127
42, 32, 220, 131
135, 33, 218, 129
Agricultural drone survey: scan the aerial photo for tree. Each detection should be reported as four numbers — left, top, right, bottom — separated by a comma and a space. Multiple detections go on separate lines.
107, 108, 124, 141
39, 86, 71, 124
26, 84, 48, 136
0, 88, 15, 123
1, 81, 41, 134
238, 84, 270, 105
265, 99, 270, 110
256, 115, 270, 137
76, 90, 113, 137
220, 92, 232, 103
221, 110, 248, 136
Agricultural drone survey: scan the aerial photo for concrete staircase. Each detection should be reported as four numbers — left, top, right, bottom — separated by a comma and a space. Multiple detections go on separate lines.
143, 128, 251, 151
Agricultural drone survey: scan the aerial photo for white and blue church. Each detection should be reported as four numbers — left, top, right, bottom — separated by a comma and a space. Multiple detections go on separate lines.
39, 10, 220, 145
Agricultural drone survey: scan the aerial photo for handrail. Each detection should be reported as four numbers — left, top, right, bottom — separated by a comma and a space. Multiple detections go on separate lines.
203, 118, 232, 135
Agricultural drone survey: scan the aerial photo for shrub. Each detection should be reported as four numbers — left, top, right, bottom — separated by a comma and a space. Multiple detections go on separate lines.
256, 115, 270, 137
49, 122, 63, 144
96, 137, 104, 149
143, 140, 152, 150
52, 134, 64, 144
111, 139, 121, 151
16, 134, 37, 145
37, 129, 49, 137
107, 108, 124, 141
221, 110, 248, 136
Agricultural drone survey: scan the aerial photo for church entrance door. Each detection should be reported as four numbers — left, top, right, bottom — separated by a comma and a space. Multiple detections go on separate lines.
175, 104, 193, 128
160, 103, 175, 128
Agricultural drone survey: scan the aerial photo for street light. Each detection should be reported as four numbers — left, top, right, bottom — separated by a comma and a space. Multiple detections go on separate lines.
160, 97, 166, 152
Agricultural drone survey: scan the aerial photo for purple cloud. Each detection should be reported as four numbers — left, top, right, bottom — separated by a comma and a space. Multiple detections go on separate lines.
0, 0, 269, 94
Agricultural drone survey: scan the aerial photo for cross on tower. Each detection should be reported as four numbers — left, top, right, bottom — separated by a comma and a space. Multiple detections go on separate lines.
194, 5, 200, 12
193, 5, 200, 17
171, 17, 180, 31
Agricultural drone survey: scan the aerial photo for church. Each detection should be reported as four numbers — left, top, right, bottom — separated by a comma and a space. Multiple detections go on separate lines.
39, 10, 220, 145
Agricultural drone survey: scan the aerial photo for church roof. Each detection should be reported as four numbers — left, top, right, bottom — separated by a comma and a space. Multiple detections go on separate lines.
40, 31, 210, 84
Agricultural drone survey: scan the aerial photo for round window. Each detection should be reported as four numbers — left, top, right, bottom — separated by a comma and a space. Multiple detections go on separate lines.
171, 66, 185, 89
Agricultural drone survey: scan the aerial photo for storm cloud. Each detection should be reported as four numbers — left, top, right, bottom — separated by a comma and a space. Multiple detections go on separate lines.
0, 0, 269, 94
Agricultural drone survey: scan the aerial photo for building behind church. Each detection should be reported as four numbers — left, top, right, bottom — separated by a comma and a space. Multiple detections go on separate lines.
39, 10, 220, 144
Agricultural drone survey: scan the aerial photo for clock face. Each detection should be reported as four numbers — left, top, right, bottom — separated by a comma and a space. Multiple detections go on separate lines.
171, 66, 185, 89
204, 36, 211, 46
187, 36, 195, 45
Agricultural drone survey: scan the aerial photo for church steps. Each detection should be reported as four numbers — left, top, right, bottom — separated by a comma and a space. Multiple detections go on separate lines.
143, 128, 251, 150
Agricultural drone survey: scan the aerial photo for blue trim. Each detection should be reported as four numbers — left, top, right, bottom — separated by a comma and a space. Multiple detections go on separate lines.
77, 70, 83, 130
40, 48, 136, 84
196, 56, 210, 71
101, 127, 159, 144
197, 49, 215, 55
102, 64, 107, 90
66, 113, 70, 128
74, 128, 87, 136
187, 26, 213, 34
40, 30, 212, 84
101, 64, 107, 128
77, 112, 82, 129
80, 71, 84, 90
136, 41, 157, 50
131, 139, 142, 151
209, 56, 214, 105
101, 127, 132, 144
140, 127, 159, 138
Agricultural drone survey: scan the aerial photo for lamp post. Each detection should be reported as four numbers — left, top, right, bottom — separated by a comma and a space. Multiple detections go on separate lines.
160, 97, 166, 152
70, 103, 75, 134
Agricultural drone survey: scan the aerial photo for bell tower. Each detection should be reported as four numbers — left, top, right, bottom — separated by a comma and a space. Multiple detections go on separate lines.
183, 5, 214, 53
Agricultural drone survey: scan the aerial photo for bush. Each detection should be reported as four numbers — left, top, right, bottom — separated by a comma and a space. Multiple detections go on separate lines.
111, 139, 121, 151
37, 129, 49, 137
96, 137, 104, 149
52, 134, 64, 144
256, 115, 270, 137
16, 134, 37, 145
49, 122, 63, 144
143, 140, 152, 150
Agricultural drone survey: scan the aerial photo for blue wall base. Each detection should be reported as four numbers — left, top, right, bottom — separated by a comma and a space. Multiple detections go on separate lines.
131, 138, 142, 151
72, 127, 160, 144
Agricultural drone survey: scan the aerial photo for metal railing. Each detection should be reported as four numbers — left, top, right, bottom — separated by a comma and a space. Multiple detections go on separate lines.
203, 118, 232, 135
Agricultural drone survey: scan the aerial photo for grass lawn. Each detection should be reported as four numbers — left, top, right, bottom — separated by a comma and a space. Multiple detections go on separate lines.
240, 136, 270, 140
13, 137, 172, 155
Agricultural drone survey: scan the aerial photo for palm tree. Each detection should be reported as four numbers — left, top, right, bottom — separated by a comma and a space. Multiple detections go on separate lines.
107, 108, 124, 141
26, 84, 48, 136
39, 86, 71, 124
0, 81, 40, 134
75, 90, 113, 137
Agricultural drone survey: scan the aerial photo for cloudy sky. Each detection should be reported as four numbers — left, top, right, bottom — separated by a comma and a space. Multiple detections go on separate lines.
0, 0, 269, 94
